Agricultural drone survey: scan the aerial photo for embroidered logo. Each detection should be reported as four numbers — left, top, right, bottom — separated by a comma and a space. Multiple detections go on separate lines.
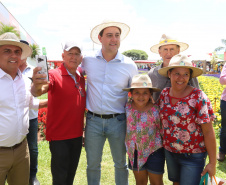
179, 61, 185, 66
143, 82, 147, 87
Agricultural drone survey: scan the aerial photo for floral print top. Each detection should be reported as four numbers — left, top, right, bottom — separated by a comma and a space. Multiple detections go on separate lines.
125, 101, 163, 170
159, 87, 215, 154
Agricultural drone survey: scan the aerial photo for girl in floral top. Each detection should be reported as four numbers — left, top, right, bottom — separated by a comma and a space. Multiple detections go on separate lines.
158, 54, 216, 185
123, 74, 165, 185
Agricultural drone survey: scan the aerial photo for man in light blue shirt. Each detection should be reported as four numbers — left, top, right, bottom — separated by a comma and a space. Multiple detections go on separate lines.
82, 21, 138, 185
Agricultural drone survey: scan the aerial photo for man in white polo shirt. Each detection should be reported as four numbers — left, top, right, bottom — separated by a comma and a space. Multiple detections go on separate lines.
0, 32, 39, 185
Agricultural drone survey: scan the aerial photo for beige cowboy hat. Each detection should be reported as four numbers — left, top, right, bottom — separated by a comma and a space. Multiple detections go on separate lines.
123, 74, 161, 92
90, 20, 130, 45
158, 54, 203, 78
0, 32, 32, 59
150, 34, 189, 54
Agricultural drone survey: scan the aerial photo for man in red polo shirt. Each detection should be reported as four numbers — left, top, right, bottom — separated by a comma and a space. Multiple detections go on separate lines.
31, 41, 86, 185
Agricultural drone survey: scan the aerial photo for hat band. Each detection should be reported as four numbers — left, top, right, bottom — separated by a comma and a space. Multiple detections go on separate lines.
131, 82, 152, 88
159, 39, 178, 44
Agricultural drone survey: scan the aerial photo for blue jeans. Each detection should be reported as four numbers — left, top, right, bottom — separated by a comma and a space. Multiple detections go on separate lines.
220, 100, 226, 153
85, 112, 128, 185
27, 118, 38, 179
165, 149, 207, 185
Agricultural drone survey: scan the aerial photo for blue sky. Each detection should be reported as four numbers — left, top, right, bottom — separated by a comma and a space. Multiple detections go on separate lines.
1, 0, 226, 60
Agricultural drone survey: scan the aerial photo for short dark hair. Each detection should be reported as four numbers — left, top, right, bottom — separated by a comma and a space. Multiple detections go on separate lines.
99, 27, 122, 37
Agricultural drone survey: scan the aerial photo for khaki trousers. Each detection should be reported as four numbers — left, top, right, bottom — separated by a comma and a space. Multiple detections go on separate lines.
0, 139, 30, 185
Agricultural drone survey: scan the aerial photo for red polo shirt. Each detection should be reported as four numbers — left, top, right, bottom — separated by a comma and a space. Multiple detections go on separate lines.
46, 63, 86, 141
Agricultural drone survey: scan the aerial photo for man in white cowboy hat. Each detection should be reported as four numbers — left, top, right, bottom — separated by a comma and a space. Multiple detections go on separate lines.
148, 34, 200, 102
31, 41, 86, 185
81, 20, 138, 185
0, 32, 40, 185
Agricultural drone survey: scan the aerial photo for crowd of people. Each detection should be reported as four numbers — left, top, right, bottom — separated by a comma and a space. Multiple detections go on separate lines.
0, 20, 224, 185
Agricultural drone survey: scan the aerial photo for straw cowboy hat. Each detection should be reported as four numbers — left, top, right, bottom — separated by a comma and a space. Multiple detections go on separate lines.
0, 32, 32, 59
158, 54, 203, 78
123, 74, 161, 92
90, 20, 130, 45
150, 34, 189, 54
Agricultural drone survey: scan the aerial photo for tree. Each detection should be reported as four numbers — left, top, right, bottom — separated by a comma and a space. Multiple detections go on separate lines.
0, 22, 20, 38
215, 39, 226, 52
122, 49, 148, 60
30, 44, 40, 58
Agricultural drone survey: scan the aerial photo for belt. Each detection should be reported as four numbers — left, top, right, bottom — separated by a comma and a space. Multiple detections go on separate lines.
0, 138, 26, 150
88, 110, 123, 119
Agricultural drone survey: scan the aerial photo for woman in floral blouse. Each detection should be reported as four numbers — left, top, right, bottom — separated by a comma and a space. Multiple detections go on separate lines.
158, 54, 216, 185
123, 74, 164, 185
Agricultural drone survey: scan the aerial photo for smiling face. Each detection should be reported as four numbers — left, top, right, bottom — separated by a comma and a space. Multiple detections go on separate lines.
62, 47, 82, 74
168, 67, 191, 91
98, 26, 121, 55
0, 45, 22, 78
131, 88, 152, 109
159, 44, 180, 67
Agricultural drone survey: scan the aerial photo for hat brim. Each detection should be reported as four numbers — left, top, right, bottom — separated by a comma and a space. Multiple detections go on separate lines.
158, 66, 203, 78
150, 42, 189, 54
0, 40, 32, 59
123, 87, 161, 92
90, 22, 130, 45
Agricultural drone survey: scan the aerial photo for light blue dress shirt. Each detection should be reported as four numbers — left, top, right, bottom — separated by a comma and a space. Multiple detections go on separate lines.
82, 50, 138, 114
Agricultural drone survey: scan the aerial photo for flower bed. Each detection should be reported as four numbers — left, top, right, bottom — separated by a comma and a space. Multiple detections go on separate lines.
38, 107, 47, 140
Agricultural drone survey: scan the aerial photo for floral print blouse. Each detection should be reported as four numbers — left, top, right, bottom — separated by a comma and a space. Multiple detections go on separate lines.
159, 87, 215, 154
125, 101, 163, 170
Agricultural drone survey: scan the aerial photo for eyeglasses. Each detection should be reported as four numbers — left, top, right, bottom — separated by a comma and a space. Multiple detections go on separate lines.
75, 82, 85, 97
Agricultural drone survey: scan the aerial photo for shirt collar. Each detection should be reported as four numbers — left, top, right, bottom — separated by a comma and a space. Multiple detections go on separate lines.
96, 49, 123, 63
0, 68, 22, 79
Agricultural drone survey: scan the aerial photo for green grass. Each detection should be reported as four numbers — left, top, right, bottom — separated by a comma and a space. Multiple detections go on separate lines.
37, 139, 226, 185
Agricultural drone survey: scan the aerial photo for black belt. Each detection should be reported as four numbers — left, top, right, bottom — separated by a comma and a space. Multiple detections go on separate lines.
0, 138, 26, 150
88, 110, 123, 119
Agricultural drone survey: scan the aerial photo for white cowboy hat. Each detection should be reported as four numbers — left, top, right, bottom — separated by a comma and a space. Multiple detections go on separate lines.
158, 54, 203, 78
0, 32, 32, 59
90, 20, 130, 45
123, 74, 161, 92
150, 34, 189, 54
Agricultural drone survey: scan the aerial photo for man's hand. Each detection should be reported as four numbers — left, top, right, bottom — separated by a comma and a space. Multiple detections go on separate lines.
31, 67, 49, 97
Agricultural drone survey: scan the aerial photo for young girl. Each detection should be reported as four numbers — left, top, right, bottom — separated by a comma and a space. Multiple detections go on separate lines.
123, 74, 165, 185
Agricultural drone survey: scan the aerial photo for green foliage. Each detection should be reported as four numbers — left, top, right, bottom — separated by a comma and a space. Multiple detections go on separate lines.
0, 22, 20, 38
123, 49, 148, 60
30, 43, 40, 58
215, 39, 226, 52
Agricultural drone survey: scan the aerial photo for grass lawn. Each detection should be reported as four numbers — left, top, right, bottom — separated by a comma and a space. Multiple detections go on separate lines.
37, 138, 226, 185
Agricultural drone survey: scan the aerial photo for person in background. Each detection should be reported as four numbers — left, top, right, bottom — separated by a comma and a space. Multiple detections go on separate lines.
148, 34, 199, 102
158, 54, 216, 185
123, 74, 164, 185
19, 40, 48, 185
81, 20, 138, 185
31, 41, 86, 185
218, 63, 226, 161
0, 32, 41, 185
